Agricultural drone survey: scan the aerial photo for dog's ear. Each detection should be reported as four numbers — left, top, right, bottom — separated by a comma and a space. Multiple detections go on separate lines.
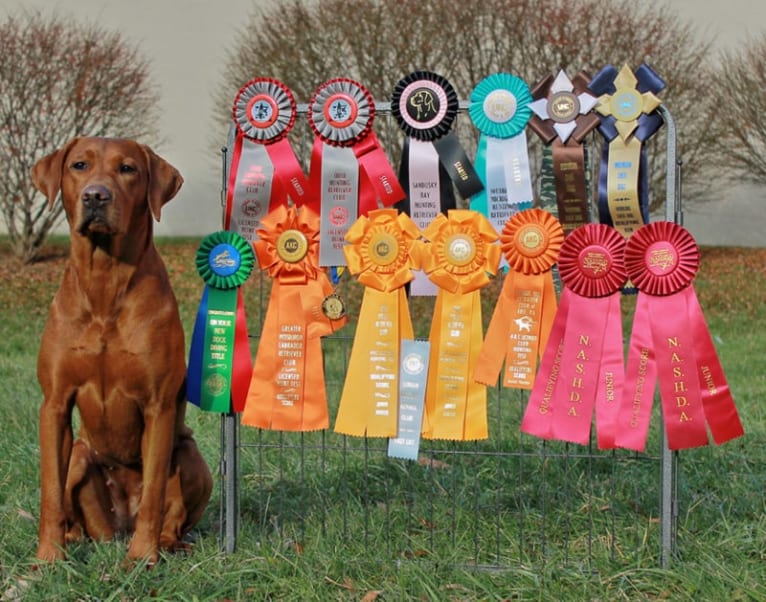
31, 138, 81, 209
142, 145, 183, 222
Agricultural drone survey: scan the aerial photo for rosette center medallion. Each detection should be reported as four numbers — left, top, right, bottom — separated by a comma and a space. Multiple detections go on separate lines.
446, 233, 477, 267
276, 229, 309, 263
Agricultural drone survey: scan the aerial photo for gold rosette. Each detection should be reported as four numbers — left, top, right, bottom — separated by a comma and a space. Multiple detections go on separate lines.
334, 208, 422, 437
241, 204, 347, 432
474, 209, 563, 390
415, 209, 501, 441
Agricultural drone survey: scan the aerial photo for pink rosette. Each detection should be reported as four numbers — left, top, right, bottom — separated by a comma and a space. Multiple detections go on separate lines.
615, 221, 743, 452
521, 223, 627, 449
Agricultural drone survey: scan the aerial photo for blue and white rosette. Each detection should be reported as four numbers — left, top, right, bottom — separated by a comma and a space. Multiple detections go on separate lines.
469, 73, 534, 236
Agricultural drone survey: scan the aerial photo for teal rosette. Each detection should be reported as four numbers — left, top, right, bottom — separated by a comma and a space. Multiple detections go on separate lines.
469, 73, 534, 234
188, 231, 255, 413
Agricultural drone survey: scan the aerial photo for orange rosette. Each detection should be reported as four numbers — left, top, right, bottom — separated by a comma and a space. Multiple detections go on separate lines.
334, 208, 423, 438
475, 209, 563, 390
416, 209, 501, 441
242, 204, 347, 432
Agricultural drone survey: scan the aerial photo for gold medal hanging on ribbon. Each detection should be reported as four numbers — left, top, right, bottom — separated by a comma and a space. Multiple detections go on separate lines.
589, 64, 665, 237
241, 204, 347, 432
334, 208, 422, 438
474, 209, 564, 390
414, 209, 502, 441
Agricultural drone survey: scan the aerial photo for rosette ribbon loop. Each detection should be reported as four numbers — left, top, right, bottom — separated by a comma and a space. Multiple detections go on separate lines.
474, 209, 564, 390
334, 208, 422, 437
469, 73, 534, 235
306, 78, 405, 267
614, 222, 744, 451
528, 70, 599, 234
241, 205, 347, 431
521, 224, 628, 448
188, 231, 254, 412
413, 210, 502, 440
588, 64, 665, 237
225, 78, 309, 243
392, 71, 484, 296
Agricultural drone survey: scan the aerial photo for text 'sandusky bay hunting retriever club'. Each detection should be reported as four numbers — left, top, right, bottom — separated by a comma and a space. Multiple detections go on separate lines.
31, 137, 213, 565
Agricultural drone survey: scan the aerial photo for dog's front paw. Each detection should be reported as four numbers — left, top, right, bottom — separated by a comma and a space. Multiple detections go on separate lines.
35, 541, 66, 563
126, 537, 159, 568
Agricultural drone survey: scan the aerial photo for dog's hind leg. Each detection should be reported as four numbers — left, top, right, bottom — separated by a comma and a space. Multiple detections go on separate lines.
64, 441, 117, 542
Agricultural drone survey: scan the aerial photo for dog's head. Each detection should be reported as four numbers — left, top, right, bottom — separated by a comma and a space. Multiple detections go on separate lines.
31, 137, 183, 238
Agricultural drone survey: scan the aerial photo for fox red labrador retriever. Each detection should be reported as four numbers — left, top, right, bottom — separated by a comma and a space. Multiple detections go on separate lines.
32, 137, 212, 565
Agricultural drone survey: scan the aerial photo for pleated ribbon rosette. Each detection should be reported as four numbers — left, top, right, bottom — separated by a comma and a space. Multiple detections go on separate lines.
415, 209, 502, 441
333, 208, 422, 437
614, 222, 744, 451
469, 73, 534, 235
528, 70, 600, 234
306, 78, 405, 267
241, 204, 347, 431
225, 78, 309, 243
391, 70, 484, 296
588, 64, 665, 237
187, 231, 255, 413
521, 224, 628, 448
474, 209, 564, 390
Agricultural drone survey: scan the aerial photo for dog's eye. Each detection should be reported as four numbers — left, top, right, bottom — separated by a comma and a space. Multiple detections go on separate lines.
119, 164, 137, 174
71, 161, 87, 170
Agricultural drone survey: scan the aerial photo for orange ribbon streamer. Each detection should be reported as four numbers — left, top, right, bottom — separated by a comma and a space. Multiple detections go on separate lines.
242, 205, 347, 431
334, 208, 422, 437
475, 209, 563, 390
415, 209, 501, 440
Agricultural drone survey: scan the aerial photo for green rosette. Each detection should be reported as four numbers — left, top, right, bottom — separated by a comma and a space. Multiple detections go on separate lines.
469, 72, 532, 139
188, 231, 254, 412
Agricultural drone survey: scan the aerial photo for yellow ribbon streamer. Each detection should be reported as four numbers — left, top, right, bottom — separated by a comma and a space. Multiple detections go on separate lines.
415, 209, 501, 441
334, 208, 422, 437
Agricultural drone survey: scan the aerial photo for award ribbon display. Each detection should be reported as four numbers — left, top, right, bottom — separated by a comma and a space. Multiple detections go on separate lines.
469, 73, 534, 235
614, 222, 744, 451
307, 78, 405, 267
187, 231, 254, 413
528, 70, 600, 234
474, 209, 564, 390
415, 209, 502, 440
521, 224, 627, 448
241, 204, 347, 431
588, 64, 665, 237
225, 78, 309, 243
334, 208, 422, 437
391, 71, 484, 296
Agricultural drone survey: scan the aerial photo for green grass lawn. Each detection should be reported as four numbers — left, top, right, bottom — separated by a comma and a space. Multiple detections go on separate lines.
0, 238, 764, 600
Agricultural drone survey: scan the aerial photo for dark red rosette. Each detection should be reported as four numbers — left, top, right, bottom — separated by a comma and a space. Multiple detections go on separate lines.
308, 78, 375, 147
232, 78, 298, 144
624, 221, 699, 296
558, 223, 628, 297
615, 221, 743, 452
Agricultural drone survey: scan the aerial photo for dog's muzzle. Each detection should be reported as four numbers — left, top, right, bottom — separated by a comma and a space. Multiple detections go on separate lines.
78, 184, 114, 234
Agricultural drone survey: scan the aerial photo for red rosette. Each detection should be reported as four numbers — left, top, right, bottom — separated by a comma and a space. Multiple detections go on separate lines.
624, 221, 699, 296
500, 208, 564, 275
232, 77, 297, 144
558, 223, 627, 297
308, 78, 375, 147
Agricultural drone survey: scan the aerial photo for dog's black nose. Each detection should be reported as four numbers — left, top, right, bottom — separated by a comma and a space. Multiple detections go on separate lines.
81, 184, 112, 208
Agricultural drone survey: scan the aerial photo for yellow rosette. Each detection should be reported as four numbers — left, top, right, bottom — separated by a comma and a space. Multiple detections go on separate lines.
241, 204, 347, 432
474, 209, 563, 390
334, 208, 422, 437
416, 209, 501, 440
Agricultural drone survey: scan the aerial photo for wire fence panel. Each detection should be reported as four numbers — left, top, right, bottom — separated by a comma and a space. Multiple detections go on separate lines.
217, 103, 680, 568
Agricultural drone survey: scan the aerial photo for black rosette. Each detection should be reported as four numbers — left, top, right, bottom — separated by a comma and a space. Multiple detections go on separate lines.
390, 71, 458, 141
196, 231, 255, 290
232, 78, 297, 144
308, 78, 375, 147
